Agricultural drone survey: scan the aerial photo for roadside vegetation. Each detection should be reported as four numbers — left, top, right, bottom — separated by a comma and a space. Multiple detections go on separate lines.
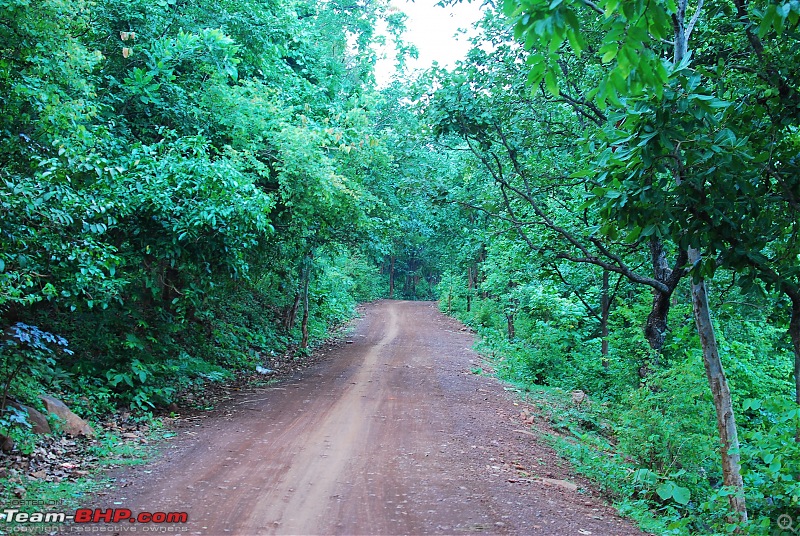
2, 0, 799, 533
0, 0, 408, 514
430, 0, 800, 533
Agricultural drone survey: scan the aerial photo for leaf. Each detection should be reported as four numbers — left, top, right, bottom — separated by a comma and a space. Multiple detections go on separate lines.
743, 398, 762, 411
604, 0, 620, 17
641, 224, 657, 236
759, 5, 776, 37
567, 29, 585, 55
544, 69, 560, 96
672, 485, 691, 505
526, 55, 547, 86
656, 482, 675, 501
564, 8, 580, 31
633, 468, 658, 486
624, 226, 642, 241
601, 48, 617, 63
503, 0, 519, 16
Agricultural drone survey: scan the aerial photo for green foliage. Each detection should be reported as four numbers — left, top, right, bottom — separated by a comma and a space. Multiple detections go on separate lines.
616, 358, 719, 498
426, 0, 800, 531
0, 323, 73, 438
4, 0, 800, 532
740, 398, 800, 527
445, 260, 798, 532
0, 0, 412, 419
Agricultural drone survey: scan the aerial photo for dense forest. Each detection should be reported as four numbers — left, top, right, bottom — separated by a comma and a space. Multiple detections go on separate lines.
1, 0, 799, 532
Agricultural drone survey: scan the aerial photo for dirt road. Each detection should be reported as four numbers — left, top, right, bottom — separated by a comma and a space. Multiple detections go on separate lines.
105, 300, 644, 535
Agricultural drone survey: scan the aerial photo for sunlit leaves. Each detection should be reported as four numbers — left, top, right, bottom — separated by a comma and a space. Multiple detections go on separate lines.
505, 0, 672, 103
757, 1, 800, 37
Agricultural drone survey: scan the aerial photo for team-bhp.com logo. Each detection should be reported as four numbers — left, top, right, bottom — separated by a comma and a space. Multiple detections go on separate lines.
3, 508, 188, 524
74, 509, 188, 524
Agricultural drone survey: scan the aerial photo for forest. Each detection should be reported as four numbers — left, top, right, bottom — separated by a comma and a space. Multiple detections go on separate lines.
1, 0, 799, 533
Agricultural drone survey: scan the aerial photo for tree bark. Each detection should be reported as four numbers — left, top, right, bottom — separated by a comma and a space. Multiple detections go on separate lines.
467, 266, 474, 312
300, 273, 310, 349
644, 238, 677, 354
644, 290, 672, 353
688, 249, 747, 523
388, 255, 395, 299
669, 7, 746, 518
601, 270, 610, 367
641, 240, 689, 378
447, 285, 452, 315
787, 290, 800, 441
285, 292, 301, 331
667, 4, 748, 519
506, 313, 515, 341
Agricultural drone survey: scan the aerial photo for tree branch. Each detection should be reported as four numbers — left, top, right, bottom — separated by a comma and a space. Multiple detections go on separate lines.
555, 253, 671, 293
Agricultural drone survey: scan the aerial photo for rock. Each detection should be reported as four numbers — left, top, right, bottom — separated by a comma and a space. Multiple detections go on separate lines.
571, 390, 587, 406
167, 402, 179, 413
0, 435, 14, 452
539, 477, 578, 492
8, 402, 51, 435
39, 395, 94, 437
255, 366, 275, 375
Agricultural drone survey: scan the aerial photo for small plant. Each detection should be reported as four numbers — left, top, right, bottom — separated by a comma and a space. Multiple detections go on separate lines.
0, 323, 73, 438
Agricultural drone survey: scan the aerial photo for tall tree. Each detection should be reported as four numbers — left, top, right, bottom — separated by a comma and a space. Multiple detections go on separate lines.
495, 0, 800, 520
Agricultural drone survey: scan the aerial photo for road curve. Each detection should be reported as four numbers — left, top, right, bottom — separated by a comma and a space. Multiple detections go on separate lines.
104, 300, 645, 535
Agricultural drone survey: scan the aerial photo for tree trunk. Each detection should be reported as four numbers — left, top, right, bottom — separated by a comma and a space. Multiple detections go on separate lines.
388, 255, 395, 299
506, 313, 515, 341
673, 0, 688, 64
467, 267, 474, 312
447, 285, 452, 315
601, 269, 610, 367
787, 290, 800, 442
300, 274, 310, 350
644, 238, 675, 355
664, 6, 748, 516
644, 290, 672, 352
285, 292, 301, 331
688, 249, 747, 523
641, 239, 688, 377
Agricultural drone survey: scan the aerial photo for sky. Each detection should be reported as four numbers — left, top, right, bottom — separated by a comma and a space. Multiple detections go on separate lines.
374, 0, 486, 86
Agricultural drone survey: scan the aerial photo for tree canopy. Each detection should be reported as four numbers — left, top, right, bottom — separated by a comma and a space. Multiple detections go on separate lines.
2, 0, 800, 531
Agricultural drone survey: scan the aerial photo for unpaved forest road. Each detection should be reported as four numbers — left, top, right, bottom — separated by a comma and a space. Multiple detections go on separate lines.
106, 301, 644, 535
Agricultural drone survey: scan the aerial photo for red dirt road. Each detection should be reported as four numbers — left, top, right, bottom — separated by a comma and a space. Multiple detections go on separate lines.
105, 300, 644, 535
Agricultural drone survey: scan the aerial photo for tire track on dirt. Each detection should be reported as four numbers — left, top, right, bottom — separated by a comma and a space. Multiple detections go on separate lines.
98, 301, 645, 535
251, 306, 400, 533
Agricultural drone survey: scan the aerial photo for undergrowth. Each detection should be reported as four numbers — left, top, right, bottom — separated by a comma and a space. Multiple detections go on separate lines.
441, 290, 800, 536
